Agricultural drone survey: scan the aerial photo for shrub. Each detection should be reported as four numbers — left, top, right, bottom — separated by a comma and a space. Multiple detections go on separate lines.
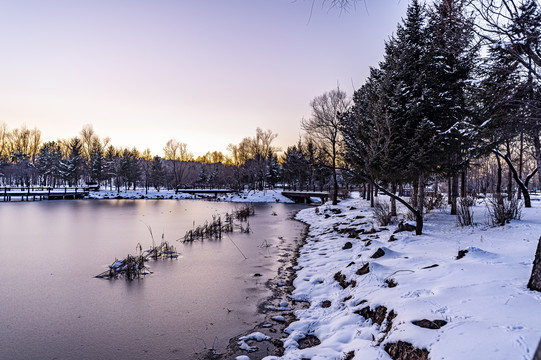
424, 193, 445, 213
457, 196, 474, 227
486, 195, 522, 226
372, 199, 393, 226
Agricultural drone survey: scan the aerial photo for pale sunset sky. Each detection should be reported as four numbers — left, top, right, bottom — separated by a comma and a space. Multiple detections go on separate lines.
0, 0, 409, 157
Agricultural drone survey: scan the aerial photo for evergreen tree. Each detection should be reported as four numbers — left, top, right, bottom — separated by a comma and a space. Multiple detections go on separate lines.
89, 140, 105, 184
424, 0, 480, 213
282, 143, 310, 188
35, 141, 62, 186
59, 137, 84, 186
266, 153, 281, 188
119, 148, 141, 190
150, 156, 165, 191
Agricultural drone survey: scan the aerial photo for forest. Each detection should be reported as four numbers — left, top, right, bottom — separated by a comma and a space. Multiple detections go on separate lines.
0, 123, 336, 193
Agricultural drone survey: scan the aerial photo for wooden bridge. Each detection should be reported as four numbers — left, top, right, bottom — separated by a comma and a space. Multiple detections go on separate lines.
0, 187, 89, 202
282, 191, 329, 204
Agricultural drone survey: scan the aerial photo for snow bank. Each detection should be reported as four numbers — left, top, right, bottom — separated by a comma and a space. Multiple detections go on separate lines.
87, 188, 295, 203
265, 194, 541, 359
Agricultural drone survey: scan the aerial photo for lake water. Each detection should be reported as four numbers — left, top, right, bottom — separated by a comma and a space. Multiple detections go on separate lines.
0, 200, 307, 359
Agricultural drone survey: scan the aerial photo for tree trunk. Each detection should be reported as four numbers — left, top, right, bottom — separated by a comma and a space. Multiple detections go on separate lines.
417, 172, 425, 235
451, 175, 459, 215
390, 183, 397, 217
528, 236, 541, 292
448, 176, 452, 205
332, 168, 338, 205
415, 211, 423, 236
496, 154, 502, 201
533, 134, 541, 193
518, 132, 524, 199
370, 182, 375, 208
461, 170, 466, 197
534, 339, 541, 360
367, 182, 371, 202
506, 141, 513, 198
411, 179, 418, 209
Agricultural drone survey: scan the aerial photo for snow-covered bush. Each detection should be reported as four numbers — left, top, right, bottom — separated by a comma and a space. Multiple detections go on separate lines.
457, 196, 474, 227
424, 193, 445, 213
372, 199, 393, 226
486, 195, 522, 226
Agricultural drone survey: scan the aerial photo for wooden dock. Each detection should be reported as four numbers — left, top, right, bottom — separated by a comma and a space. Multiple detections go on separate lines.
0, 187, 89, 202
282, 191, 329, 204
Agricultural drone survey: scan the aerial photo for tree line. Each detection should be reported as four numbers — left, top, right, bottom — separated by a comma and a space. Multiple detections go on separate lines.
0, 124, 338, 192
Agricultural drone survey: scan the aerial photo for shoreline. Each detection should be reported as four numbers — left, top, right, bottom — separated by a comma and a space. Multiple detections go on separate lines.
87, 189, 298, 204
0, 188, 298, 204
199, 212, 310, 360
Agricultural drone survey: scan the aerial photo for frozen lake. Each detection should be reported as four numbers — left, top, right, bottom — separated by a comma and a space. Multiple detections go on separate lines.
0, 200, 307, 359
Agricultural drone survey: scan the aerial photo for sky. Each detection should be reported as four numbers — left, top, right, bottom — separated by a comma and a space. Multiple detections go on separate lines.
0, 0, 409, 157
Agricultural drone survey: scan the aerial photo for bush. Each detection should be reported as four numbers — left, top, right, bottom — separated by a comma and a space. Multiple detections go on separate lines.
486, 195, 522, 226
337, 187, 350, 199
328, 188, 350, 202
372, 199, 393, 226
424, 193, 445, 213
457, 196, 474, 227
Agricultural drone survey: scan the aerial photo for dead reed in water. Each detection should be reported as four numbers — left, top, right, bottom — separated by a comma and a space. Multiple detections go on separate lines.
235, 203, 255, 221
96, 227, 179, 280
95, 244, 149, 280
183, 204, 254, 242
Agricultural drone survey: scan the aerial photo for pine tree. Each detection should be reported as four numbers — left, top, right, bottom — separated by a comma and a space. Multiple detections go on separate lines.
150, 156, 165, 191
59, 137, 84, 186
282, 143, 310, 189
266, 153, 281, 188
35, 141, 62, 186
89, 141, 105, 184
424, 0, 480, 213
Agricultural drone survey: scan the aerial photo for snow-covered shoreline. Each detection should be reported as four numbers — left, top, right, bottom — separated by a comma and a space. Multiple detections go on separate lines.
87, 188, 296, 203
249, 193, 541, 360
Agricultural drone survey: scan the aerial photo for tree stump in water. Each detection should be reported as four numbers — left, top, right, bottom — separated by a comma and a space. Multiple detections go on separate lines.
528, 236, 541, 292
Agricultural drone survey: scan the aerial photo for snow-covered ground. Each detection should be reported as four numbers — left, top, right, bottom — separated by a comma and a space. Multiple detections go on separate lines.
257, 192, 541, 360
87, 188, 295, 203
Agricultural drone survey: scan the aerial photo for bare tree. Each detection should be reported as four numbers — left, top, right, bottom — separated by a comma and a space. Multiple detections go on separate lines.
80, 124, 98, 159
472, 0, 541, 79
163, 139, 193, 188
302, 87, 350, 204
0, 122, 9, 157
